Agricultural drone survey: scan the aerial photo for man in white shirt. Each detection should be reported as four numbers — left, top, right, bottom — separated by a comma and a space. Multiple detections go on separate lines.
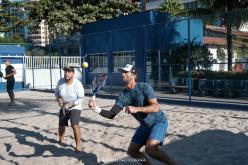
55, 66, 84, 152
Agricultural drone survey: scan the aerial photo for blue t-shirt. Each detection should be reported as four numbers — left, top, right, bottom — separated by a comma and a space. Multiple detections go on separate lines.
115, 82, 166, 128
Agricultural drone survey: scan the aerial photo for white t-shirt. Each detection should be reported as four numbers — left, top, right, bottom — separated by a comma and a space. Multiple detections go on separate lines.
55, 78, 84, 110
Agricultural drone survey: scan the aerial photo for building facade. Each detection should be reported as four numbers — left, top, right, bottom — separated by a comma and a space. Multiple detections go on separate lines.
1, 0, 50, 47
80, 11, 203, 86
131, 0, 198, 11
28, 19, 49, 47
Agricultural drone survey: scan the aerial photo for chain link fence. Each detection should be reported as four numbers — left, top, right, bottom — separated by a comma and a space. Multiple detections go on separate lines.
21, 9, 248, 103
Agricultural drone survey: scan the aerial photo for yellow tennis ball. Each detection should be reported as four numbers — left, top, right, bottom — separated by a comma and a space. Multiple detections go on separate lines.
82, 62, 88, 68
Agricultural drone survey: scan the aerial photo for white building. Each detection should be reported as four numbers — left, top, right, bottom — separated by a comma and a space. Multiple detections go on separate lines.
28, 19, 49, 47
204, 25, 248, 71
145, 0, 164, 10
143, 0, 198, 10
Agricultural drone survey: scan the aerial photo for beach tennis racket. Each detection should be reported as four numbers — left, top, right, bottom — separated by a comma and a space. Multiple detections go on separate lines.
89, 76, 107, 107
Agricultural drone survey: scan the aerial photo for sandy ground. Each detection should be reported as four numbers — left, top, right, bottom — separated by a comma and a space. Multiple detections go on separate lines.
0, 91, 248, 165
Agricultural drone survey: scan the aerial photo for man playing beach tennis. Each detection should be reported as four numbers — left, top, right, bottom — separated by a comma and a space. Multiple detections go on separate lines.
3, 59, 17, 106
55, 66, 84, 152
88, 64, 177, 165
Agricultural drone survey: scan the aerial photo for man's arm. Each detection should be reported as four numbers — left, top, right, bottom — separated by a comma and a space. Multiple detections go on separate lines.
5, 68, 16, 79
125, 83, 160, 114
88, 99, 122, 119
125, 98, 160, 114
55, 81, 63, 107
56, 97, 64, 107
99, 104, 122, 119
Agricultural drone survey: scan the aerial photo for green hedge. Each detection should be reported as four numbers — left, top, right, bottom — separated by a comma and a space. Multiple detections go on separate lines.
0, 38, 24, 43
177, 70, 248, 80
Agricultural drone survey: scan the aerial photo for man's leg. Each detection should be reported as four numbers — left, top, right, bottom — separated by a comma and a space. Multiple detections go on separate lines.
70, 109, 82, 151
145, 140, 177, 165
7, 89, 15, 105
127, 125, 154, 164
7, 81, 15, 105
72, 125, 81, 151
145, 120, 178, 165
58, 126, 66, 143
7, 90, 11, 102
127, 142, 151, 165
9, 90, 15, 104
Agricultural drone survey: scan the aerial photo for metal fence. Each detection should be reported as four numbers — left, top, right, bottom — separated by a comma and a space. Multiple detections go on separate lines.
9, 9, 248, 104
23, 56, 82, 90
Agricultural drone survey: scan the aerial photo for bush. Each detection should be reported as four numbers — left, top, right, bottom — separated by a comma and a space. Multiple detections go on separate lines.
177, 70, 248, 80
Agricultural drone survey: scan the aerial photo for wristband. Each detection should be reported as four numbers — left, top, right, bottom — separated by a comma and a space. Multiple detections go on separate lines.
94, 106, 102, 114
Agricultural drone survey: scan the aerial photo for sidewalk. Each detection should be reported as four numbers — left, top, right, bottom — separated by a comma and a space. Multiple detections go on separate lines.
85, 87, 248, 111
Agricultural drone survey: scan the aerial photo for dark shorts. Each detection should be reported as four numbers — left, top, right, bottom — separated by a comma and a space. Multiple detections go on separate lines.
59, 109, 81, 126
131, 120, 168, 146
6, 80, 15, 91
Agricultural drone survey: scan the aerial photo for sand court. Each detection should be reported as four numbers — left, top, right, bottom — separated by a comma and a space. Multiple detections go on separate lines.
0, 91, 248, 165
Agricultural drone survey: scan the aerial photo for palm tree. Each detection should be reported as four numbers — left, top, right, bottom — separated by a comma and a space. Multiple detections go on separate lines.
178, 0, 248, 71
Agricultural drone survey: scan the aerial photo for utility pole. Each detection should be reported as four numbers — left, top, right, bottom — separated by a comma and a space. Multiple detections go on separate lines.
143, 0, 146, 11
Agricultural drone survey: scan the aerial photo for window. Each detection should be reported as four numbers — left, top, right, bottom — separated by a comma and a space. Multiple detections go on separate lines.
112, 51, 135, 72
183, 1, 198, 9
89, 53, 108, 73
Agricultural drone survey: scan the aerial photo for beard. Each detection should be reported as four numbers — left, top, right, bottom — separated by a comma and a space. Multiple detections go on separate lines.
122, 78, 132, 85
65, 76, 73, 82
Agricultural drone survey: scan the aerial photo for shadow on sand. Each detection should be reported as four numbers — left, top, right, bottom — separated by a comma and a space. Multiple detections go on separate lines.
0, 127, 100, 165
105, 130, 248, 165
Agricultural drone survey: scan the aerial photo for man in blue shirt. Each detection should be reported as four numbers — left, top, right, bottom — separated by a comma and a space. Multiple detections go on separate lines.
88, 64, 177, 165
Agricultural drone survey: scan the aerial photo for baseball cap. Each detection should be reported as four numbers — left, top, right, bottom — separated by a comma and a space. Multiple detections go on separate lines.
63, 66, 74, 72
118, 64, 136, 74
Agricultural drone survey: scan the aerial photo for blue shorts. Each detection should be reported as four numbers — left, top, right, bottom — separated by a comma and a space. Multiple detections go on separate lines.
7, 80, 15, 91
131, 120, 168, 146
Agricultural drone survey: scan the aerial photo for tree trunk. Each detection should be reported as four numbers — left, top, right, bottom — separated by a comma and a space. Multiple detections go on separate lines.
226, 16, 233, 71
224, 1, 233, 71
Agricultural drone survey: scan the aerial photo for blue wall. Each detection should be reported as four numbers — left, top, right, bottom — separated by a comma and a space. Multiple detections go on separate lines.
0, 45, 25, 92
0, 45, 25, 56
82, 11, 170, 34
81, 11, 203, 85
81, 11, 171, 54
0, 82, 24, 93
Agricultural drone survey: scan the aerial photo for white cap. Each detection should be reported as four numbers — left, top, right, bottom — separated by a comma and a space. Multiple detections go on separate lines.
118, 64, 134, 72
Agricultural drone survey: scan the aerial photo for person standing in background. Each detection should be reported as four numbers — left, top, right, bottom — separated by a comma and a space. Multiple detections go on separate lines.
3, 59, 17, 106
